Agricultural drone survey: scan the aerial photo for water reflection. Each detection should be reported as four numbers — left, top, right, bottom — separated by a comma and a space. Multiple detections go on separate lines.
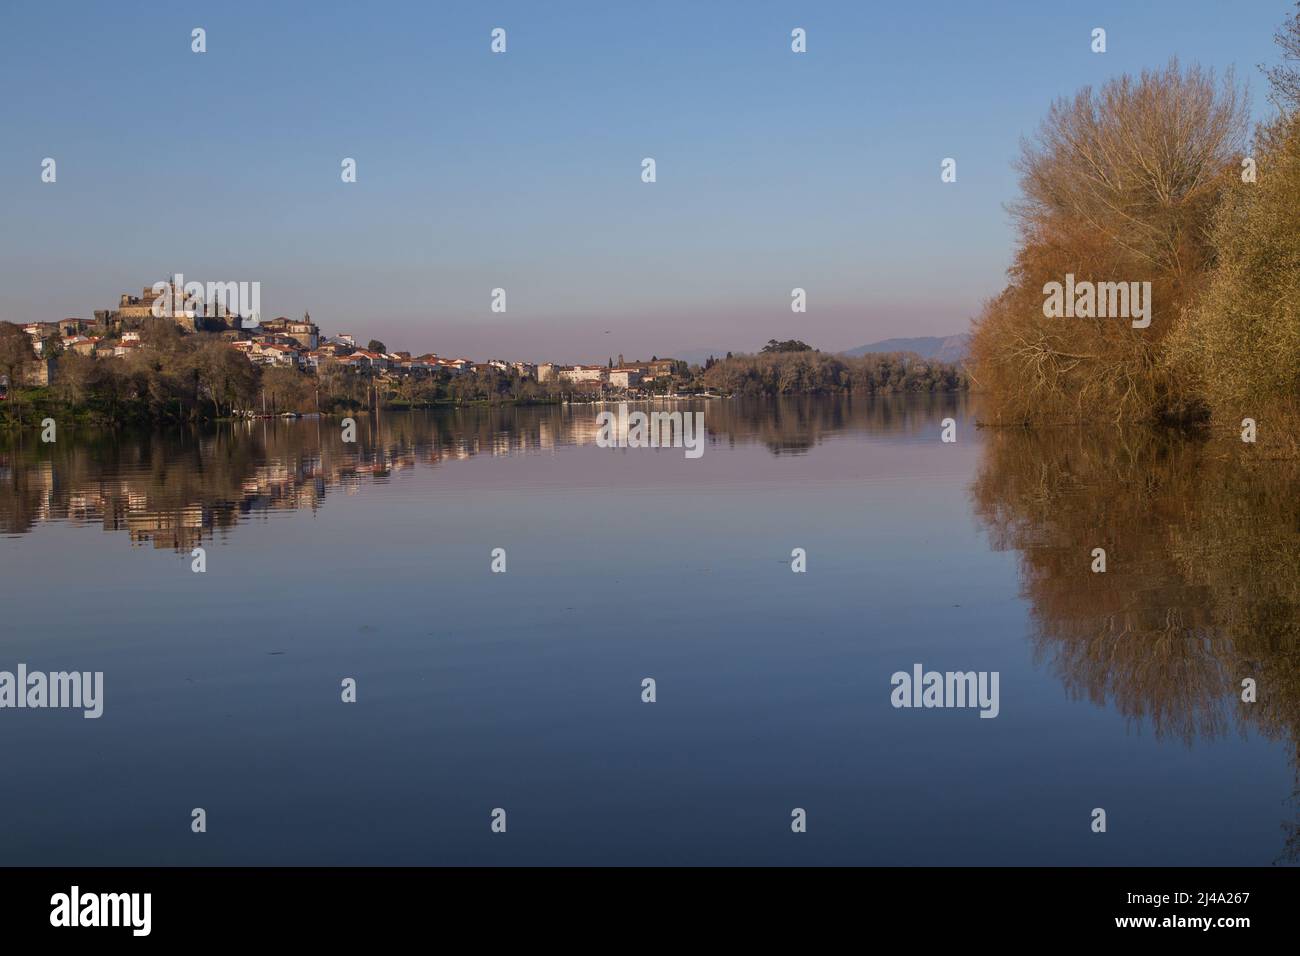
3, 393, 1299, 863
971, 425, 1300, 862
0, 395, 969, 550
712, 392, 970, 454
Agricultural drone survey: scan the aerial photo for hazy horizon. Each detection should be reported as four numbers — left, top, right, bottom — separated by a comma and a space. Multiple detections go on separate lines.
0, 0, 1285, 363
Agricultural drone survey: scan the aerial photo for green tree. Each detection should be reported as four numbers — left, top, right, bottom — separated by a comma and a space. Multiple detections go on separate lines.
760, 339, 814, 354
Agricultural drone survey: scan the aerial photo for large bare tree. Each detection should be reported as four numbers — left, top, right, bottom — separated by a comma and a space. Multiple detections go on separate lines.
970, 60, 1248, 424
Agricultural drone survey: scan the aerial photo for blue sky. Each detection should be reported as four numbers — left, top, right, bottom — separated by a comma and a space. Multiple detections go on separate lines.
0, 0, 1288, 362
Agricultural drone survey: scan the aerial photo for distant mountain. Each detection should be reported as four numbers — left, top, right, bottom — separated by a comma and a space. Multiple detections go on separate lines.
842, 334, 970, 364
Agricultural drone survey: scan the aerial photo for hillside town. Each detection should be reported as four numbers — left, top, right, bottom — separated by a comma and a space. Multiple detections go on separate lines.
2, 279, 688, 402
1, 280, 966, 425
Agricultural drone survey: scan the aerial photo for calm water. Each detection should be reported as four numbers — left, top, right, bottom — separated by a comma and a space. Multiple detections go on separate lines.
1, 395, 1296, 865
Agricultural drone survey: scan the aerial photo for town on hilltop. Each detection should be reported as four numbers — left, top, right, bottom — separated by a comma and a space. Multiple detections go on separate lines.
2, 280, 966, 424
1, 280, 690, 415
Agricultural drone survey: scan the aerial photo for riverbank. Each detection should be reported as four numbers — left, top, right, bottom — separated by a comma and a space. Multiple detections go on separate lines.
0, 387, 573, 428
1, 377, 964, 429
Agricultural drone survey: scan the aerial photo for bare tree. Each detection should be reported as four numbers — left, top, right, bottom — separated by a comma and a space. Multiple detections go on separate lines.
970, 61, 1248, 424
0, 322, 37, 421
1265, 2, 1300, 114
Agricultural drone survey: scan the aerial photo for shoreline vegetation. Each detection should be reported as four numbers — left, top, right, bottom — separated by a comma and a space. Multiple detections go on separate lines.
967, 5, 1300, 456
0, 325, 968, 429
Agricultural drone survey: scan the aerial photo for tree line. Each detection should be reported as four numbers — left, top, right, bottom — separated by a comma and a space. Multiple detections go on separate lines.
698, 348, 968, 397
2, 318, 968, 426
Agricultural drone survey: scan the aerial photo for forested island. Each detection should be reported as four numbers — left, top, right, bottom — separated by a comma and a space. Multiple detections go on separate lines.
697, 340, 967, 396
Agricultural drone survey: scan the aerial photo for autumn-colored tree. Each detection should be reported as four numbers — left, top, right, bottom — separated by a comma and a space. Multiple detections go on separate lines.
1166, 9, 1300, 447
969, 61, 1247, 424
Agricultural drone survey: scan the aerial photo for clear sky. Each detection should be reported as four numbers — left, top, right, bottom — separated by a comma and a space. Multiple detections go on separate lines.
0, 0, 1288, 363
